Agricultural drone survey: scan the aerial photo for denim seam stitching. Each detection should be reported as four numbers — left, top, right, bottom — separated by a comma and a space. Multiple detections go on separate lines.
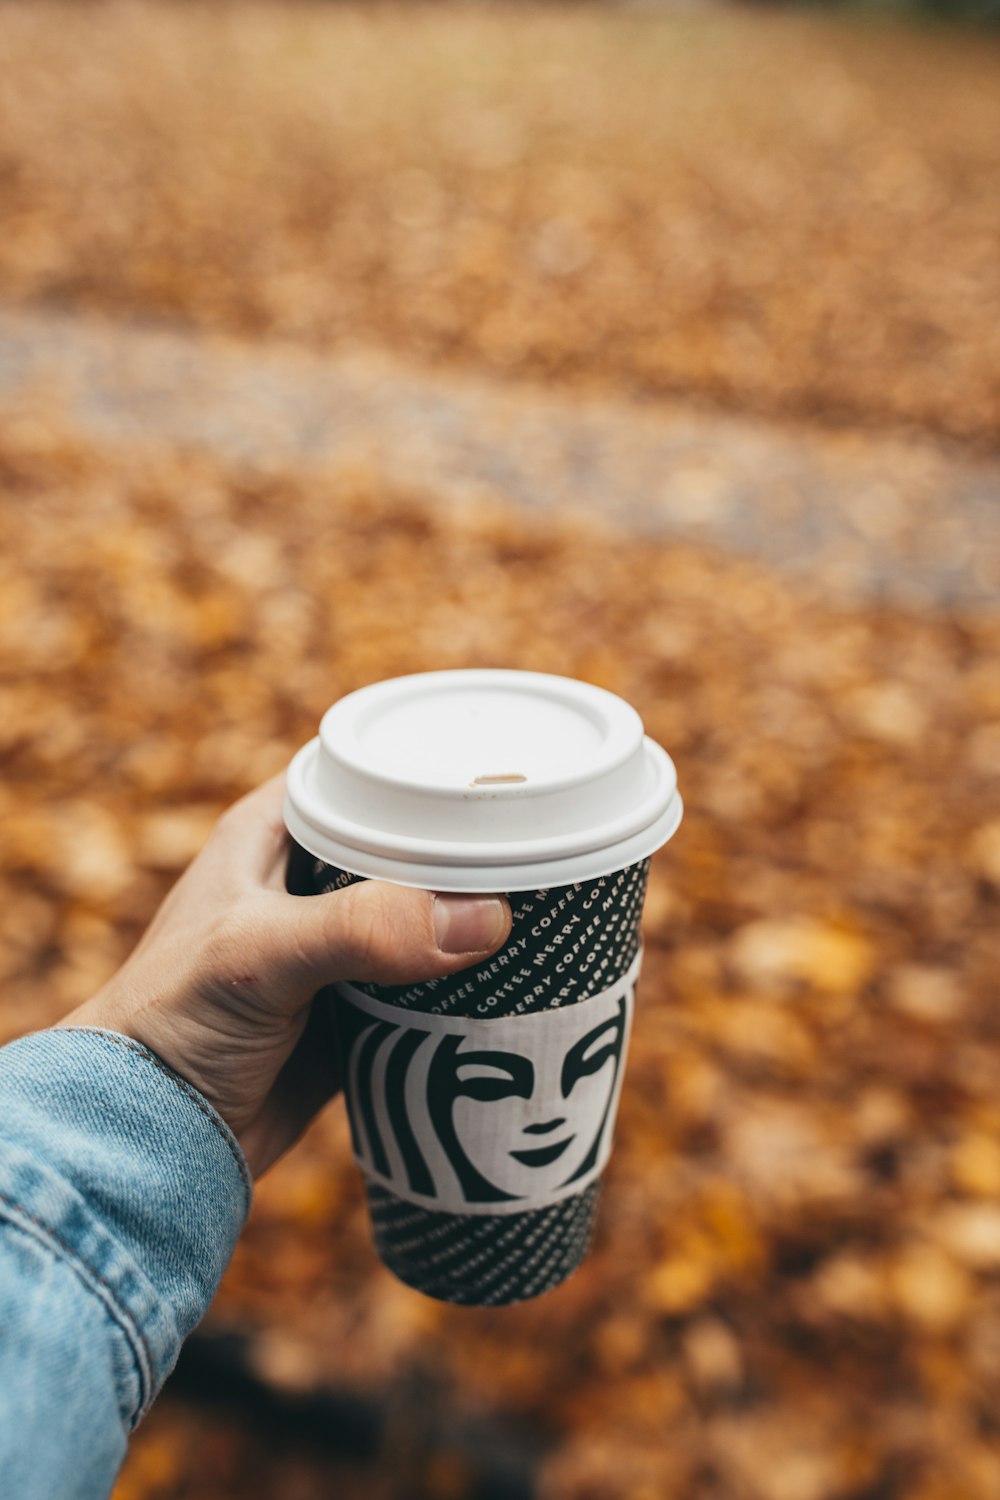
0, 1189, 154, 1424
61, 1027, 253, 1206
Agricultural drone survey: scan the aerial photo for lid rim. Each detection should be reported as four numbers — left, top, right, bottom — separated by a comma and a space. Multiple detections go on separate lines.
284, 791, 683, 893
287, 735, 677, 866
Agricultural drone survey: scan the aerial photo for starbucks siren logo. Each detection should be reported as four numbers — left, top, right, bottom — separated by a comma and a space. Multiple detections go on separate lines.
335, 950, 640, 1216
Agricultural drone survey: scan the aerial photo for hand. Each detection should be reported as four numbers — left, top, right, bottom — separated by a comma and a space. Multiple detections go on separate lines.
57, 775, 512, 1177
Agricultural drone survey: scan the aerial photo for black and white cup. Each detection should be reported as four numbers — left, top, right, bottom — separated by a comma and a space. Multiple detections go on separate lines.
284, 670, 682, 1306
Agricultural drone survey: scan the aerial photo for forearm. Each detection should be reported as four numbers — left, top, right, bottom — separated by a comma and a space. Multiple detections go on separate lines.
0, 1028, 251, 1498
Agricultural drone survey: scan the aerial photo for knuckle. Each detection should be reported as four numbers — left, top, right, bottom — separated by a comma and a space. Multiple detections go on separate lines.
212, 794, 253, 841
205, 902, 262, 978
337, 884, 433, 982
203, 806, 243, 859
337, 885, 389, 972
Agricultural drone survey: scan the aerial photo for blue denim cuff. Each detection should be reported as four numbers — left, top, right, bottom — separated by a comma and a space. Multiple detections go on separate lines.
0, 1027, 252, 1426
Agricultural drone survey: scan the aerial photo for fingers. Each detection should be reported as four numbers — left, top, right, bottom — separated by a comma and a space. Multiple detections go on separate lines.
256, 879, 513, 995
204, 775, 513, 998
201, 773, 291, 890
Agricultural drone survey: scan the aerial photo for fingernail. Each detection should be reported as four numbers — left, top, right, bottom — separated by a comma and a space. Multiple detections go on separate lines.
433, 896, 507, 955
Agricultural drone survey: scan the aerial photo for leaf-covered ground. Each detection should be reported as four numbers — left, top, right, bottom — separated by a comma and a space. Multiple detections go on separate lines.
0, 1, 999, 441
1, 417, 999, 1499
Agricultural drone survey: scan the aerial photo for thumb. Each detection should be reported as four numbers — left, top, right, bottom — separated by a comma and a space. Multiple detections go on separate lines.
260, 880, 512, 994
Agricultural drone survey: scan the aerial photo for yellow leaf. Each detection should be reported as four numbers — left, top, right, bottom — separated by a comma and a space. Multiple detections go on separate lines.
729, 917, 873, 994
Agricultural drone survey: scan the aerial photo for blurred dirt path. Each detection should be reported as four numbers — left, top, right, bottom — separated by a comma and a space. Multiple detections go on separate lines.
1, 305, 997, 608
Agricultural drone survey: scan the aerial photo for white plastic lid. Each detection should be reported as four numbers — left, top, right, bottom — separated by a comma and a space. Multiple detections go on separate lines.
284, 670, 682, 892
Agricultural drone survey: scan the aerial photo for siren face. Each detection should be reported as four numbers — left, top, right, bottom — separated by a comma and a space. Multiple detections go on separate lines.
337, 969, 636, 1215
446, 1003, 628, 1202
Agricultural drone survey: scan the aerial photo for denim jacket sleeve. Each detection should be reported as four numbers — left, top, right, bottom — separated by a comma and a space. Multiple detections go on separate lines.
0, 1027, 253, 1500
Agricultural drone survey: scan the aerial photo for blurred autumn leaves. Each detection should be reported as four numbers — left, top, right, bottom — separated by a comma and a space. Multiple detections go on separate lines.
2, 410, 999, 1498
1, 3, 1000, 1499
0, 3, 998, 440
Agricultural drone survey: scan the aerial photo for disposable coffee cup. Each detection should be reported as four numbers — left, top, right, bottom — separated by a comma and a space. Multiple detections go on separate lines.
284, 669, 682, 1306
